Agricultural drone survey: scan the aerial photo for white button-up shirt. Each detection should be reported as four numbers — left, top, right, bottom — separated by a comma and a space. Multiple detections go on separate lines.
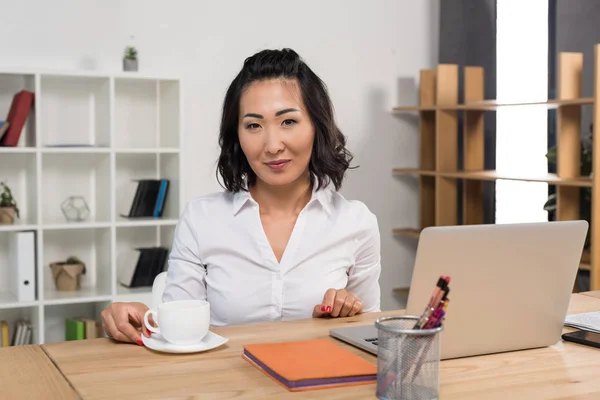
162, 184, 382, 327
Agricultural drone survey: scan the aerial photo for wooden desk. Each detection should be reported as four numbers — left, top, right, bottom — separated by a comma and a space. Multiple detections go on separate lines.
582, 290, 600, 299
0, 345, 78, 399
39, 293, 600, 400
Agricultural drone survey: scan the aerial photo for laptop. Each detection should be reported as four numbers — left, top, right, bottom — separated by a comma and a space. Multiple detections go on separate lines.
330, 220, 588, 360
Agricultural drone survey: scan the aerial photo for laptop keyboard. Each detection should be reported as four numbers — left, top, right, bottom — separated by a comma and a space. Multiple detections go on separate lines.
365, 337, 379, 346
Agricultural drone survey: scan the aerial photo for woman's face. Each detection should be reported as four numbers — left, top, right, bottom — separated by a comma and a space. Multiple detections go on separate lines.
238, 78, 315, 188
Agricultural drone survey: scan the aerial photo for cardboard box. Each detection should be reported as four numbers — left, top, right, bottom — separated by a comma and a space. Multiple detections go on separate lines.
49, 260, 86, 291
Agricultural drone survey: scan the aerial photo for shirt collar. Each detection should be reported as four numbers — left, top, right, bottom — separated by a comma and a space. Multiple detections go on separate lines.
232, 176, 333, 216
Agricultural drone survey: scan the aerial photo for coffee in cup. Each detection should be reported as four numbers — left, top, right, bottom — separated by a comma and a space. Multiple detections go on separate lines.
144, 299, 210, 345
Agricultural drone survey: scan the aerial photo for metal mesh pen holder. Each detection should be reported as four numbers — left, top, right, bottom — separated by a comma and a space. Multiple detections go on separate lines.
375, 316, 443, 400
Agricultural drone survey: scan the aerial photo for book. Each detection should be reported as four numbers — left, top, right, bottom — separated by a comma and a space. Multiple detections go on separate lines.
242, 339, 377, 392
10, 320, 31, 346
66, 318, 85, 341
1, 320, 8, 347
565, 312, 600, 334
120, 179, 170, 218
0, 90, 34, 147
0, 121, 10, 142
118, 246, 169, 288
81, 318, 98, 339
8, 231, 36, 302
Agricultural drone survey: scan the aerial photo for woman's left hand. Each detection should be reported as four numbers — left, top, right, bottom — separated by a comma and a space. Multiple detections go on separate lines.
312, 288, 363, 318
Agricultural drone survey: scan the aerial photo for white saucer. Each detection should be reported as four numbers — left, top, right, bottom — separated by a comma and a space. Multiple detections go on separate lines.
142, 331, 228, 354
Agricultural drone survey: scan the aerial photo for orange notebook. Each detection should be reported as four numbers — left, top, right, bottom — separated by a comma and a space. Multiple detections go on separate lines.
242, 339, 377, 391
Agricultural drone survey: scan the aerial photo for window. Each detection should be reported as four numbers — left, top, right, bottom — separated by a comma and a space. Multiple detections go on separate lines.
495, 0, 549, 224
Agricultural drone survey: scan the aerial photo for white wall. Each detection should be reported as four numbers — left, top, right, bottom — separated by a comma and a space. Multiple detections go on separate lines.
0, 0, 438, 311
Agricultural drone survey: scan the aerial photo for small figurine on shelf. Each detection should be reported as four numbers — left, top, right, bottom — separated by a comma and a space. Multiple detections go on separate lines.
0, 181, 19, 225
50, 256, 86, 291
123, 46, 138, 72
61, 196, 90, 222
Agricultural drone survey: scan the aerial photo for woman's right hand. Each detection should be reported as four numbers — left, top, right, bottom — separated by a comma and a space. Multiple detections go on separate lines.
101, 302, 151, 345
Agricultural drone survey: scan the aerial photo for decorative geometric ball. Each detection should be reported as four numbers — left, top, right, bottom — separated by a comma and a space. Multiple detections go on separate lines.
61, 196, 90, 222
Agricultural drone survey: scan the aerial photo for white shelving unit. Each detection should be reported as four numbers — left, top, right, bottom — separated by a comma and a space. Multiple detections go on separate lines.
0, 69, 183, 344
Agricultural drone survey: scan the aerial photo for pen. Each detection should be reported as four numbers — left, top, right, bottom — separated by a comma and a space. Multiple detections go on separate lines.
433, 311, 445, 328
429, 276, 448, 307
416, 286, 449, 329
410, 298, 450, 382
423, 292, 448, 329
415, 276, 448, 329
381, 275, 451, 392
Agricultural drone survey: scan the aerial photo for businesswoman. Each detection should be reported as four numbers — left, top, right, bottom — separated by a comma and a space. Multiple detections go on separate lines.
101, 48, 382, 345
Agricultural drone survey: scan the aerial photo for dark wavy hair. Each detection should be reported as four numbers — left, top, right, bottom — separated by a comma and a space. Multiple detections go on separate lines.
216, 48, 354, 192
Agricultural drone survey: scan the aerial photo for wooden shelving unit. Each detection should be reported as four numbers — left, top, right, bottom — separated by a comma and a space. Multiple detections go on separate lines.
393, 45, 600, 291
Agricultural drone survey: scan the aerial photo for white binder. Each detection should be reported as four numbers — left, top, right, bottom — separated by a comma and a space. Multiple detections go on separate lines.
8, 231, 36, 302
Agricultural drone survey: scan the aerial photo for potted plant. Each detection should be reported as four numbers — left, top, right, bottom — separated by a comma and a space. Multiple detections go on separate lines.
49, 256, 86, 291
123, 46, 138, 72
0, 181, 19, 225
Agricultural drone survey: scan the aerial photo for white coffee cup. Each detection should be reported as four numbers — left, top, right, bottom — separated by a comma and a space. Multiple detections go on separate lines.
143, 299, 210, 345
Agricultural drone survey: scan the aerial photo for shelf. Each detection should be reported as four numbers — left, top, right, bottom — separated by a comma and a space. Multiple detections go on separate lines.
116, 285, 153, 296
115, 152, 180, 220
393, 168, 593, 187
44, 302, 108, 343
115, 225, 173, 290
393, 97, 594, 112
115, 153, 158, 218
392, 228, 422, 238
393, 168, 437, 177
43, 287, 113, 305
43, 221, 112, 230
43, 228, 112, 301
113, 78, 181, 150
114, 78, 158, 149
443, 171, 592, 187
41, 153, 111, 224
0, 292, 38, 310
41, 146, 110, 154
115, 217, 178, 227
392, 287, 410, 296
158, 80, 181, 148
115, 287, 153, 308
0, 152, 38, 224
393, 105, 437, 112
0, 306, 40, 345
0, 72, 36, 147
0, 222, 37, 232
114, 148, 179, 154
40, 75, 110, 147
456, 97, 594, 110
159, 153, 181, 220
0, 147, 37, 154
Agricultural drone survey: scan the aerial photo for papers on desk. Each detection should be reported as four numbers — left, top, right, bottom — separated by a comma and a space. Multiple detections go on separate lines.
564, 312, 600, 334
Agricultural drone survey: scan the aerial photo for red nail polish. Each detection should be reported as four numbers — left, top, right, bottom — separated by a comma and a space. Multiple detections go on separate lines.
326, 306, 332, 313
321, 305, 325, 312
145, 327, 151, 336
136, 339, 143, 346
